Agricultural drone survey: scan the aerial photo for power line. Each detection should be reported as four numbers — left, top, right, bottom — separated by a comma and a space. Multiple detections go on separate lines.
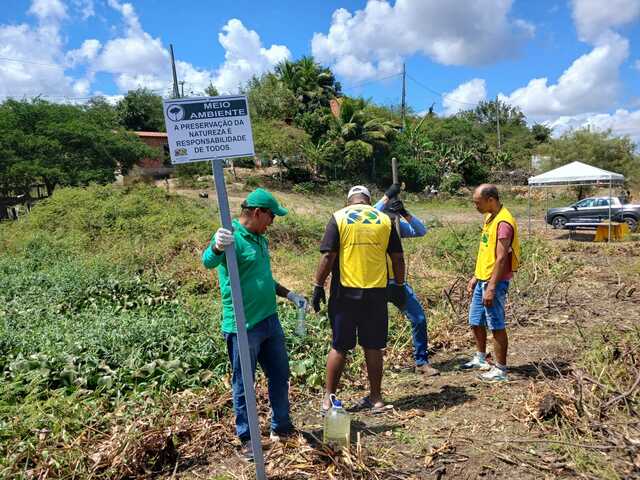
406, 73, 479, 107
0, 86, 168, 100
341, 72, 402, 91
0, 56, 64, 68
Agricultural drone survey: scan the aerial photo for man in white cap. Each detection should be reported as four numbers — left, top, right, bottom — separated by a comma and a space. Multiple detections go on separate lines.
312, 185, 406, 413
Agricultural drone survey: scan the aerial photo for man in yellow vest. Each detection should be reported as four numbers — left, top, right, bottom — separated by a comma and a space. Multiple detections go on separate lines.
462, 184, 520, 382
312, 185, 406, 412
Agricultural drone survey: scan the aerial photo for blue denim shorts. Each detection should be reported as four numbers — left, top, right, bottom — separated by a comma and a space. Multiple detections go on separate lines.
468, 280, 509, 331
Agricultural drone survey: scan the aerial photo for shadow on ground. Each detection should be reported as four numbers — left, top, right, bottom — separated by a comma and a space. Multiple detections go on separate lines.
509, 359, 571, 380
393, 385, 475, 412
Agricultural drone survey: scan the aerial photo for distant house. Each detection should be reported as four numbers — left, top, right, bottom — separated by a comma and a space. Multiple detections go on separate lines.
133, 131, 173, 177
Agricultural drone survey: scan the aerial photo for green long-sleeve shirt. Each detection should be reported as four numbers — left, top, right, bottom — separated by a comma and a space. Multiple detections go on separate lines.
202, 219, 278, 333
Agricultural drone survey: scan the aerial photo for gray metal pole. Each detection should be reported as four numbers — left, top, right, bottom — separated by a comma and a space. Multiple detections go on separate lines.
527, 185, 531, 238
211, 159, 267, 479
545, 189, 549, 231
391, 157, 401, 235
608, 176, 612, 242
169, 44, 180, 99
401, 64, 406, 130
496, 95, 501, 151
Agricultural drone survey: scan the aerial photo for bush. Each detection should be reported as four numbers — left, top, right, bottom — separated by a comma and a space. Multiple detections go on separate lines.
440, 173, 464, 194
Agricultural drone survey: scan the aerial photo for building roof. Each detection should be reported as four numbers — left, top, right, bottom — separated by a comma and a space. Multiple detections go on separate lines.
528, 161, 625, 187
135, 131, 168, 138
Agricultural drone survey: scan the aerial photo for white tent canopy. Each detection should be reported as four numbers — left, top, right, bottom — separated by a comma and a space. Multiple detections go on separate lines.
526, 161, 626, 240
528, 161, 625, 187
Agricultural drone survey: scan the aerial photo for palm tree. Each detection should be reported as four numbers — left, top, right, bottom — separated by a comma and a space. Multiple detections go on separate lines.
275, 57, 339, 111
331, 98, 398, 178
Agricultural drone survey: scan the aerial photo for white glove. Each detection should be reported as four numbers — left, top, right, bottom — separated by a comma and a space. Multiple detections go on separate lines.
213, 227, 234, 251
287, 291, 308, 310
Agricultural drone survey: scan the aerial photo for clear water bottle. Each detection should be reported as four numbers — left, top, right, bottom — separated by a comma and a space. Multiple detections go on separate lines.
295, 304, 306, 337
323, 394, 350, 449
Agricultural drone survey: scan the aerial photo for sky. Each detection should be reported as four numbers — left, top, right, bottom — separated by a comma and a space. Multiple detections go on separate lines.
1, 0, 640, 142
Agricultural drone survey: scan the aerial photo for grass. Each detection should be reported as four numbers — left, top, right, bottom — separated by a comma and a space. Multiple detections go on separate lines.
0, 182, 582, 478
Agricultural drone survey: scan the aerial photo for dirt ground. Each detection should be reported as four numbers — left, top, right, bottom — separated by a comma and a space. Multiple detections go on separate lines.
151, 176, 639, 479
166, 226, 639, 479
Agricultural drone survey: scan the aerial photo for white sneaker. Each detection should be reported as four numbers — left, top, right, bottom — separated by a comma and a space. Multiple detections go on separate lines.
461, 354, 491, 370
479, 366, 508, 383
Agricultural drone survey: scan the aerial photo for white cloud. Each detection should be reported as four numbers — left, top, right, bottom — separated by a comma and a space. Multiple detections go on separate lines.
312, 0, 534, 81
66, 38, 101, 66
72, 78, 91, 96
212, 19, 291, 93
443, 79, 487, 116
94, 7, 286, 95
107, 0, 143, 34
0, 1, 75, 98
73, 0, 95, 20
547, 109, 640, 145
28, 0, 67, 22
95, 0, 167, 86
571, 0, 640, 42
502, 34, 629, 119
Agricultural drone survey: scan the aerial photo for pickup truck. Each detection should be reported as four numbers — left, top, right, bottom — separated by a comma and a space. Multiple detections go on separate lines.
545, 196, 639, 232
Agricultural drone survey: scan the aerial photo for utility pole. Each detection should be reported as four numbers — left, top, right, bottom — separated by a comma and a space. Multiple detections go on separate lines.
169, 44, 180, 98
179, 81, 185, 98
496, 95, 501, 151
401, 63, 406, 130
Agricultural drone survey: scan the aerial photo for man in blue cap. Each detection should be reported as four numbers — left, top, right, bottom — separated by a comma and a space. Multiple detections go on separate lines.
202, 188, 306, 460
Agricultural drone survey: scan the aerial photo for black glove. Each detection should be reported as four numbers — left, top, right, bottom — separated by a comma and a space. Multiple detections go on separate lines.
386, 198, 408, 217
384, 183, 401, 199
388, 283, 407, 310
312, 285, 326, 313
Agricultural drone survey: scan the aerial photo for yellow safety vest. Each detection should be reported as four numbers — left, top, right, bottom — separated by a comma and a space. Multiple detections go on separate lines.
474, 206, 520, 281
333, 204, 392, 289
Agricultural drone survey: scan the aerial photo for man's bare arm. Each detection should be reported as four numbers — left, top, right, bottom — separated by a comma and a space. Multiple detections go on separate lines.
314, 252, 337, 286
488, 237, 510, 291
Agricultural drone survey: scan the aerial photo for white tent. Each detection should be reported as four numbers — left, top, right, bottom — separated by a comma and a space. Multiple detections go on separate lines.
528, 161, 625, 187
526, 161, 626, 240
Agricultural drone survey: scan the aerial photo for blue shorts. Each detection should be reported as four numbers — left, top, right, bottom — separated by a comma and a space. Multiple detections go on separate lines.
468, 280, 509, 331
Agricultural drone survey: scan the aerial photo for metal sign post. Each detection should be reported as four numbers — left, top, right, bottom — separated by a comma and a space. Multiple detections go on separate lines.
391, 157, 401, 235
163, 95, 266, 479
211, 158, 266, 479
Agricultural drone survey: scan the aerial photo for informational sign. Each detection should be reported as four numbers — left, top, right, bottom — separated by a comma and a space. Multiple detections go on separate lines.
162, 95, 255, 164
161, 95, 266, 479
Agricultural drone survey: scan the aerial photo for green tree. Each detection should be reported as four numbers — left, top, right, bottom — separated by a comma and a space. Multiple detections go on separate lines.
330, 97, 398, 178
275, 56, 341, 111
204, 83, 219, 97
537, 128, 640, 182
85, 96, 119, 129
0, 99, 153, 197
116, 88, 165, 132
245, 73, 297, 121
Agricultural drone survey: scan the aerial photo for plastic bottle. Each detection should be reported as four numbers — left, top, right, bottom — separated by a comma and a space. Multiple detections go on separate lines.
323, 394, 350, 449
295, 304, 306, 337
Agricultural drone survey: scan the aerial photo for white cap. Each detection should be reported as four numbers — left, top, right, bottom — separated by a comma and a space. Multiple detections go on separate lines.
347, 185, 371, 200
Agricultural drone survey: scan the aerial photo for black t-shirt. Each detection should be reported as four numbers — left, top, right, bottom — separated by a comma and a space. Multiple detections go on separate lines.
319, 214, 403, 300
